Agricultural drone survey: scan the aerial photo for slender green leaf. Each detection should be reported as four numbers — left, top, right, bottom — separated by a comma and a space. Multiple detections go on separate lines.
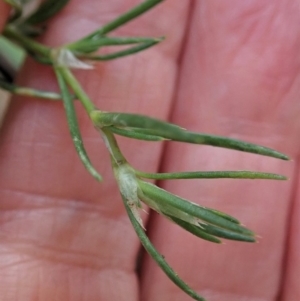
202, 208, 240, 224
136, 170, 287, 180
130, 127, 181, 134
139, 181, 255, 236
90, 111, 289, 160
122, 195, 206, 301
24, 0, 70, 24
68, 36, 163, 54
199, 223, 256, 243
55, 67, 102, 181
110, 126, 166, 141
159, 199, 242, 241
79, 0, 165, 42
141, 191, 240, 226
90, 111, 182, 129
167, 215, 221, 244
85, 41, 159, 61
140, 192, 200, 226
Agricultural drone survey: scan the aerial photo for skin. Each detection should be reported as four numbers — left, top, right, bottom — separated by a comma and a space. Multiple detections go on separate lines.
0, 0, 299, 300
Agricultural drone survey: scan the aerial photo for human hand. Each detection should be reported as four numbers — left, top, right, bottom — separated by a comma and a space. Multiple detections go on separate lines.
0, 1, 299, 301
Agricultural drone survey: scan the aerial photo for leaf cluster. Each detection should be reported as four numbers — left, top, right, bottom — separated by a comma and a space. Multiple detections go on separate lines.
0, 1, 290, 300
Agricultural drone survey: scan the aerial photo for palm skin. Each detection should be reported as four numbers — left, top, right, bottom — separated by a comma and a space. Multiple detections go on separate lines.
0, 1, 299, 301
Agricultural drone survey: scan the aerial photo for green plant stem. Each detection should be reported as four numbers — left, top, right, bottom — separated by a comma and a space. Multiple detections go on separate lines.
59, 67, 95, 114
3, 25, 50, 57
101, 128, 127, 166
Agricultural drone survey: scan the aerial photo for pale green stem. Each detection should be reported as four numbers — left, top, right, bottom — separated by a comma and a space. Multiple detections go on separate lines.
59, 67, 95, 114
101, 127, 127, 166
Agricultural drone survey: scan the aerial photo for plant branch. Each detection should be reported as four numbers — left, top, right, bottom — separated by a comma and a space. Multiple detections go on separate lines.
59, 67, 95, 114
100, 127, 127, 166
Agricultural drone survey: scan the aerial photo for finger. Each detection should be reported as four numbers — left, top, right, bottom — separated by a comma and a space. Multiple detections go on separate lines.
281, 175, 300, 301
141, 1, 300, 300
0, 1, 190, 300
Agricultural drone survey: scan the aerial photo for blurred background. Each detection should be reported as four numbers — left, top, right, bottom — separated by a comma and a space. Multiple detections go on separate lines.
0, 36, 25, 126
0, 85, 9, 126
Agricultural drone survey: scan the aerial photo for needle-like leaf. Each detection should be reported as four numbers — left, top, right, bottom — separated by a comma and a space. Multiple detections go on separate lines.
91, 111, 289, 160
136, 170, 287, 180
166, 215, 222, 244
84, 40, 160, 61
199, 223, 256, 242
110, 126, 167, 141
139, 181, 255, 236
78, 0, 165, 43
68, 36, 163, 54
202, 208, 240, 224
122, 194, 206, 301
1, 0, 289, 300
55, 67, 102, 181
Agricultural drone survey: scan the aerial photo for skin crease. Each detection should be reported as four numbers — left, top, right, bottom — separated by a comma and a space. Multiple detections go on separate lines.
0, 1, 299, 301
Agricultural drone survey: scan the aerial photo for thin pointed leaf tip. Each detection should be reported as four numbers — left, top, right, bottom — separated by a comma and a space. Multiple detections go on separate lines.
137, 180, 256, 244
90, 111, 290, 160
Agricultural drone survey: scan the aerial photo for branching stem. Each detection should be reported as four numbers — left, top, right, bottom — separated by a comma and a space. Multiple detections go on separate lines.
59, 67, 95, 114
